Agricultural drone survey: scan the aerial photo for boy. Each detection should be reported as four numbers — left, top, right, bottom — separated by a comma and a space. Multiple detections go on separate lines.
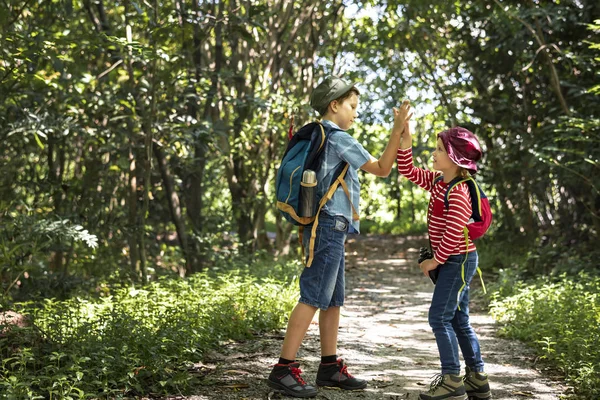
267, 76, 411, 398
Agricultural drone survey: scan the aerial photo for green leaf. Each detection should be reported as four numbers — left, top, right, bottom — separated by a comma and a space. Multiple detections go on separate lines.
33, 132, 45, 150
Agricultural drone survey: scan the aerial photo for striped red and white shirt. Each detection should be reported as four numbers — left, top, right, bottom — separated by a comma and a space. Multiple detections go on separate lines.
397, 148, 476, 264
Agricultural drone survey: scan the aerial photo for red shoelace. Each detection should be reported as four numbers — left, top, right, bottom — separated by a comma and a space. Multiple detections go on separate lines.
338, 361, 354, 380
290, 366, 307, 385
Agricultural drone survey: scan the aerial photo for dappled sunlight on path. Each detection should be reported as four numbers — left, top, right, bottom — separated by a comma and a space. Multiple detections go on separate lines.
182, 235, 566, 400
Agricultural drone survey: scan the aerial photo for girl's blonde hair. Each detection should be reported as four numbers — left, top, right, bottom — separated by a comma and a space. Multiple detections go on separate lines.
459, 168, 470, 178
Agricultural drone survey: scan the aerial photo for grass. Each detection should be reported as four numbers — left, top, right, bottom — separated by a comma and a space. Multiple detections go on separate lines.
0, 258, 301, 398
488, 271, 600, 399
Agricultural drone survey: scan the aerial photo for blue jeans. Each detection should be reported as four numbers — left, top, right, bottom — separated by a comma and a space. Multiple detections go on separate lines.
299, 213, 348, 310
428, 252, 484, 375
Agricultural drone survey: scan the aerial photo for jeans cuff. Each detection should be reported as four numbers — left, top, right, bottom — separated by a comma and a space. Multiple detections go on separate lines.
442, 369, 461, 376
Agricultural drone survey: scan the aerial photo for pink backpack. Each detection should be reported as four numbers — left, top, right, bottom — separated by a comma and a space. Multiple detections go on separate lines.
435, 175, 493, 240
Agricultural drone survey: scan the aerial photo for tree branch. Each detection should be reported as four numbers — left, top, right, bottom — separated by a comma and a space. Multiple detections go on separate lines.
493, 0, 569, 115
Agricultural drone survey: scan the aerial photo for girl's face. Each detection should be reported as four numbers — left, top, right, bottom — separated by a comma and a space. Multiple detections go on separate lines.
432, 138, 456, 172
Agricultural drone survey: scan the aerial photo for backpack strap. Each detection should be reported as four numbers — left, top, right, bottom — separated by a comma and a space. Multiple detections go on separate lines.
444, 176, 483, 222
455, 227, 486, 310
338, 176, 360, 221
305, 163, 355, 267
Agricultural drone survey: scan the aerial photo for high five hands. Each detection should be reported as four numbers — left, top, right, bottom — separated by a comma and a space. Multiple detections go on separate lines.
393, 100, 413, 134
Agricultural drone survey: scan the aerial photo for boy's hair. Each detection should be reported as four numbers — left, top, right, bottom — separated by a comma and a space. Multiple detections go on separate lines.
317, 87, 360, 117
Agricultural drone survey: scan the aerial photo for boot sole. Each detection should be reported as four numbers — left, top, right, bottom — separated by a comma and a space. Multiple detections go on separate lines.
468, 392, 491, 399
419, 396, 467, 400
315, 379, 367, 390
267, 380, 318, 398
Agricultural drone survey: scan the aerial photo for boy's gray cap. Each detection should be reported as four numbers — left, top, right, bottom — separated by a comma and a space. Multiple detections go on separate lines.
310, 76, 356, 112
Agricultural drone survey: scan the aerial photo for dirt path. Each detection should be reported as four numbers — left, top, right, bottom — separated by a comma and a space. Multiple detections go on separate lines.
184, 235, 566, 399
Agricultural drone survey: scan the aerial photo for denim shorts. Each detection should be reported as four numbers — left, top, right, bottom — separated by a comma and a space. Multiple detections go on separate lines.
299, 213, 348, 310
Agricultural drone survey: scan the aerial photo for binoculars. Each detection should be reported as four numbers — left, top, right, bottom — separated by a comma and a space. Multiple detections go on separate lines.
418, 247, 439, 285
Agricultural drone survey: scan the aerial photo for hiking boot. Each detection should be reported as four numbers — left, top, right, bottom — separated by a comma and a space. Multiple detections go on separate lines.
315, 358, 367, 390
419, 374, 467, 400
463, 366, 491, 399
267, 362, 318, 398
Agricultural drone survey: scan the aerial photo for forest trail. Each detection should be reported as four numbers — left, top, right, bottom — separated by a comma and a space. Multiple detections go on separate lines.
182, 235, 566, 400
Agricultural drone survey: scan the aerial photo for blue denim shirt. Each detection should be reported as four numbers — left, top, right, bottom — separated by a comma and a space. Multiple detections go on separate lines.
317, 120, 374, 233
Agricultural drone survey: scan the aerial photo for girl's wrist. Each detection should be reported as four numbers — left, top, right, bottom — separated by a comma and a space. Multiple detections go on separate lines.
399, 139, 412, 150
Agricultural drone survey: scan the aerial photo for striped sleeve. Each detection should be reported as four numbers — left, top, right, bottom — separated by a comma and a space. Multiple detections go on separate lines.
433, 183, 473, 264
396, 148, 438, 192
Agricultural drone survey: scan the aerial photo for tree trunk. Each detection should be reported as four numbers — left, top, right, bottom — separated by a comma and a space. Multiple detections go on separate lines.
154, 145, 192, 276
127, 143, 140, 276
275, 211, 294, 257
182, 0, 212, 234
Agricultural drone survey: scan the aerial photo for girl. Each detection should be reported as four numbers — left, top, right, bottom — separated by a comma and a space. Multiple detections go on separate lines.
396, 123, 491, 400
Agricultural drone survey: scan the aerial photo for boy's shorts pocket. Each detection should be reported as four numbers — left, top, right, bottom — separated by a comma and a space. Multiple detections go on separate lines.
333, 216, 349, 233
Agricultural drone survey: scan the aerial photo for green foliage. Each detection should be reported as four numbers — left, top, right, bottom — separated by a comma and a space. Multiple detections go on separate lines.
1, 0, 599, 398
0, 258, 300, 398
477, 229, 600, 281
1, 205, 98, 304
489, 273, 600, 399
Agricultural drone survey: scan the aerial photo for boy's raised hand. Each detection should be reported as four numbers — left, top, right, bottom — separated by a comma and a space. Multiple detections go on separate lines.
393, 100, 412, 134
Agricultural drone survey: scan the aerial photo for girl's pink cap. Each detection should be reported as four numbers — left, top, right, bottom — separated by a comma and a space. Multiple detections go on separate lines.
437, 127, 482, 174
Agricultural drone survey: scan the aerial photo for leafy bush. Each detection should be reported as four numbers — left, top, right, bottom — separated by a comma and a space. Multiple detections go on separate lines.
0, 207, 99, 304
489, 273, 600, 399
0, 259, 300, 398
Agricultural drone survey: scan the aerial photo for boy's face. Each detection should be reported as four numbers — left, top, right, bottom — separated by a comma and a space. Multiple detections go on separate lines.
432, 138, 455, 171
330, 92, 359, 130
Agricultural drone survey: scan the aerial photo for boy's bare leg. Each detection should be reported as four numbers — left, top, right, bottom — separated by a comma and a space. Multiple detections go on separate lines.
319, 306, 340, 356
280, 302, 318, 360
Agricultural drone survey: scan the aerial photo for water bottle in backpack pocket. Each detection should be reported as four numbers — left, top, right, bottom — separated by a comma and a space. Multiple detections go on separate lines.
300, 170, 317, 218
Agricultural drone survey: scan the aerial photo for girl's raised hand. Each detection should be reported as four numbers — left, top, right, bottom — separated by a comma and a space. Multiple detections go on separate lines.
393, 100, 412, 133
399, 119, 413, 150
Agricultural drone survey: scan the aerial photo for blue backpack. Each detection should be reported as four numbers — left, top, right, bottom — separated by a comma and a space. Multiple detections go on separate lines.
276, 122, 357, 266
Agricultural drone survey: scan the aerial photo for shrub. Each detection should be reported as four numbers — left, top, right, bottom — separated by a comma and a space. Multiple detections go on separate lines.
489, 272, 600, 399
0, 259, 301, 398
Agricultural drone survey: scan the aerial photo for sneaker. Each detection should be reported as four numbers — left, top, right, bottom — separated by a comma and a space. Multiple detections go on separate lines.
315, 358, 367, 390
419, 374, 468, 400
463, 366, 491, 399
267, 362, 318, 398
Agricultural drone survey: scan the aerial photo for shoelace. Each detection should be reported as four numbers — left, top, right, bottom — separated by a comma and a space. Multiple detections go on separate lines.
339, 363, 354, 379
290, 367, 307, 385
428, 373, 444, 393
